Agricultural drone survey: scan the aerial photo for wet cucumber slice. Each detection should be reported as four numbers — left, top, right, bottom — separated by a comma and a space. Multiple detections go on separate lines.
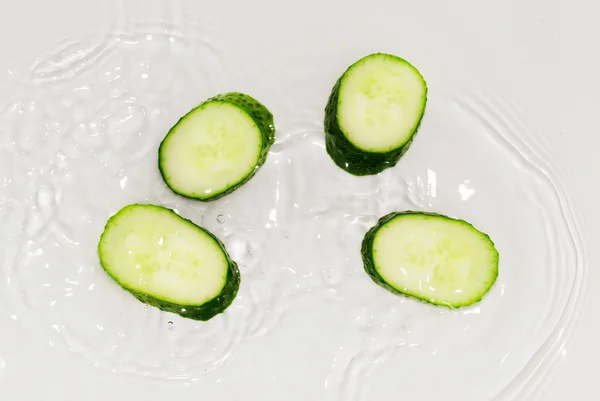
361, 212, 499, 308
159, 92, 275, 201
324, 53, 427, 175
98, 204, 240, 321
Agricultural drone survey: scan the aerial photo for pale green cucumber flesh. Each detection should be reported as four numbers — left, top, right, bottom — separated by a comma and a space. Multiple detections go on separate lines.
159, 92, 275, 201
324, 53, 427, 176
362, 211, 499, 308
98, 204, 240, 321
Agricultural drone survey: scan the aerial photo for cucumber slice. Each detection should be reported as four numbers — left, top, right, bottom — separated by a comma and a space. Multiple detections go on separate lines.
361, 212, 499, 308
159, 92, 275, 201
324, 53, 427, 175
98, 204, 240, 321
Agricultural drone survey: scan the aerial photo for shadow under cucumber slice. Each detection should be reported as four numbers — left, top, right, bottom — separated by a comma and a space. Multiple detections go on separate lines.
361, 211, 499, 308
98, 204, 240, 321
324, 53, 427, 176
159, 92, 275, 201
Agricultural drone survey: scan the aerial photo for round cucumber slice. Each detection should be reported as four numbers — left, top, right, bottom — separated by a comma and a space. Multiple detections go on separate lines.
159, 92, 275, 201
325, 53, 427, 175
98, 204, 240, 321
361, 211, 499, 308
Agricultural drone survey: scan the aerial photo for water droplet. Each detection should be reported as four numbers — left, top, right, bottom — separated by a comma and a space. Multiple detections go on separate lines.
36, 185, 54, 209
217, 214, 224, 223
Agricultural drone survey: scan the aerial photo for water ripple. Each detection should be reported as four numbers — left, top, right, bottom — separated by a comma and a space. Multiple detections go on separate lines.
0, 2, 588, 399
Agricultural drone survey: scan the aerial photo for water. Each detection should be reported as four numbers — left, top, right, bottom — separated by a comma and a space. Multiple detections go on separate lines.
0, 4, 588, 400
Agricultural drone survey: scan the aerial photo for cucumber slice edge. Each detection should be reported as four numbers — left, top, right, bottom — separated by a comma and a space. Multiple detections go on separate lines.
361, 211, 499, 308
158, 92, 275, 202
98, 204, 241, 321
324, 53, 428, 176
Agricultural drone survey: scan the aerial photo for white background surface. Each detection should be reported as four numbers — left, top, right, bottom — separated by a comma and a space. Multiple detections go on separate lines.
0, 0, 597, 399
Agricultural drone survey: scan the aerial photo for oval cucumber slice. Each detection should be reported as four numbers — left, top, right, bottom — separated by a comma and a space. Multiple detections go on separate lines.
361, 211, 499, 308
159, 92, 275, 201
325, 53, 427, 175
98, 204, 240, 321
